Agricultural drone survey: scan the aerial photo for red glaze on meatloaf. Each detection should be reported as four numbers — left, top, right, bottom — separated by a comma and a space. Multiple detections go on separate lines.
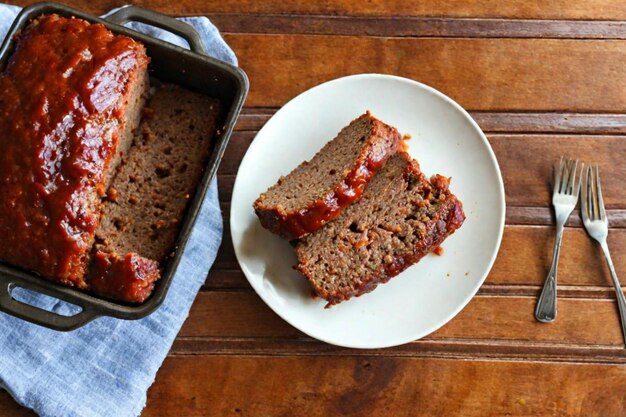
89, 252, 160, 304
0, 15, 149, 288
254, 112, 401, 240
295, 153, 465, 307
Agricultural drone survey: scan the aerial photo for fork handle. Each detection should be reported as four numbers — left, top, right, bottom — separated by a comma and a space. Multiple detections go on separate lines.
600, 241, 626, 346
535, 224, 564, 323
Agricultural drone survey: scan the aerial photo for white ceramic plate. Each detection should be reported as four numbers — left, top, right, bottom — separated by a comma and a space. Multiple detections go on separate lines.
230, 74, 505, 348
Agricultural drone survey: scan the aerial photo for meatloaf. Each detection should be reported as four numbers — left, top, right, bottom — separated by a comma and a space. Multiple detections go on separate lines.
295, 152, 465, 307
254, 112, 401, 240
0, 15, 149, 289
91, 84, 222, 302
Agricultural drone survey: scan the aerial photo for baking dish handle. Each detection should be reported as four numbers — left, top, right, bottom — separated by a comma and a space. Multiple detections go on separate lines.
103, 5, 208, 54
0, 277, 98, 331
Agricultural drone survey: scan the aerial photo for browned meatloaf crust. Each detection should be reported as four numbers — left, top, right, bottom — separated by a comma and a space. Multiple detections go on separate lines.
91, 84, 222, 302
88, 252, 160, 303
0, 15, 149, 289
295, 152, 465, 307
254, 112, 401, 240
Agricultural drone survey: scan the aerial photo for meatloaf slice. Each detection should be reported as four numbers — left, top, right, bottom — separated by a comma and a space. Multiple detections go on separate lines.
0, 15, 149, 289
295, 152, 465, 307
254, 112, 401, 240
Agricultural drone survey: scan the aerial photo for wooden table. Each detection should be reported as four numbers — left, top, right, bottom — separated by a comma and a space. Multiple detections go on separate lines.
3, 1, 626, 416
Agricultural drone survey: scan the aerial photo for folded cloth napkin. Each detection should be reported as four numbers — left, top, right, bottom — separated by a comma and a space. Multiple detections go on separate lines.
0, 4, 234, 416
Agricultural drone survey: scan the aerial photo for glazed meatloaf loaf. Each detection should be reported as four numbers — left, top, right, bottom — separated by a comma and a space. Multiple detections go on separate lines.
254, 112, 401, 240
0, 15, 222, 303
295, 152, 465, 307
0, 15, 149, 290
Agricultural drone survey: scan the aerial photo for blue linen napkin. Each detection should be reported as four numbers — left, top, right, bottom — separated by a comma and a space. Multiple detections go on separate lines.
0, 4, 235, 416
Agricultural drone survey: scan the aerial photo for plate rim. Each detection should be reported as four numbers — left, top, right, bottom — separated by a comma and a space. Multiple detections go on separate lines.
230, 73, 506, 349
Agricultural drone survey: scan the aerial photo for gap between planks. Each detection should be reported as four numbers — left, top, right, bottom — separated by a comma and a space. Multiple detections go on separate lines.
209, 14, 626, 40
180, 293, 626, 350
234, 109, 626, 134
198, 281, 624, 301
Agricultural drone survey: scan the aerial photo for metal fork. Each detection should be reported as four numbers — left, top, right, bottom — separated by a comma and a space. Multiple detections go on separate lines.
581, 165, 626, 346
535, 157, 583, 323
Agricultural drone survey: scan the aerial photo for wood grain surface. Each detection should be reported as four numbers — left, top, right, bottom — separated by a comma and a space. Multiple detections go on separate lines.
227, 36, 626, 111
140, 356, 626, 417
2, 1, 626, 416
11, 0, 626, 20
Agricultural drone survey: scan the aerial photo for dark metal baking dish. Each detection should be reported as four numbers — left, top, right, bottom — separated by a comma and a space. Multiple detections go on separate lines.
0, 2, 248, 331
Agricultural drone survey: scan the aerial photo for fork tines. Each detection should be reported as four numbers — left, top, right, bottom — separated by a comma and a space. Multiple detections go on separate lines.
582, 164, 607, 222
554, 156, 583, 197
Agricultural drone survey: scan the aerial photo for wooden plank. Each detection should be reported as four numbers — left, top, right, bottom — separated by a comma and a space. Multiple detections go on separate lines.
171, 337, 626, 363
217, 131, 253, 175
12, 0, 626, 21
235, 109, 626, 134
205, 269, 247, 289
0, 394, 32, 417
181, 291, 301, 338
234, 108, 274, 131
143, 355, 626, 417
204, 270, 623, 300
179, 292, 626, 347
504, 207, 626, 228
218, 133, 626, 208
209, 225, 626, 289
225, 35, 626, 111
211, 224, 235, 270
492, 136, 626, 208
490, 226, 626, 287
210, 14, 626, 39
203, 273, 625, 302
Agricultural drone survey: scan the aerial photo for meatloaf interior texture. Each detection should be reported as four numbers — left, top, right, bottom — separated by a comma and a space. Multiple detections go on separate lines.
0, 14, 149, 289
0, 15, 221, 304
92, 84, 222, 302
254, 112, 401, 240
295, 152, 465, 307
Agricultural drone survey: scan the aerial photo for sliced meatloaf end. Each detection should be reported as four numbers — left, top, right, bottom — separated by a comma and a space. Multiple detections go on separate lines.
254, 111, 401, 240
91, 83, 222, 303
295, 152, 465, 307
89, 251, 160, 304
